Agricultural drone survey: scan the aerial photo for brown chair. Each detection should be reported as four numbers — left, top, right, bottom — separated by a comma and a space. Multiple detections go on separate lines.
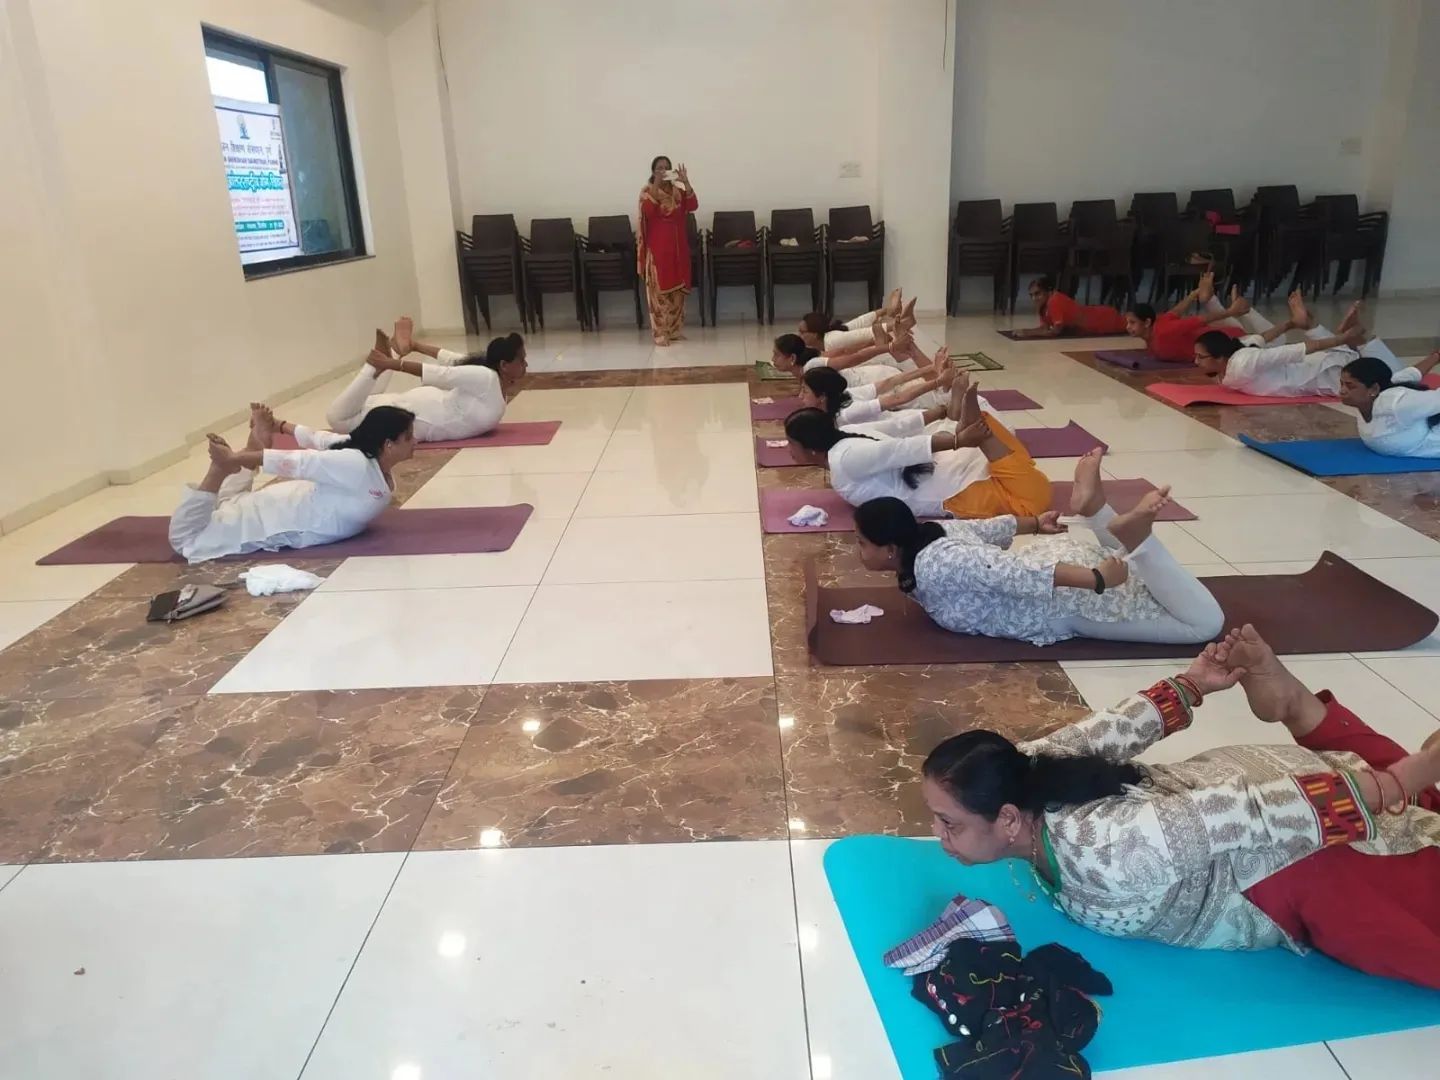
826, 205, 885, 314
522, 218, 588, 331
1129, 193, 1180, 302
1065, 199, 1119, 302
707, 211, 765, 323
686, 213, 707, 326
947, 199, 1008, 314
458, 214, 528, 332
1157, 217, 1218, 303
1250, 185, 1324, 300
1008, 202, 1069, 314
1311, 194, 1388, 297
766, 208, 824, 324
580, 215, 642, 330
1185, 189, 1257, 295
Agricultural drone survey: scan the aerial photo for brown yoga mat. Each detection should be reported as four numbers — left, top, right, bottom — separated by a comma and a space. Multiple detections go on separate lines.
272, 421, 561, 451
998, 329, 1124, 340
805, 552, 1437, 665
35, 505, 535, 565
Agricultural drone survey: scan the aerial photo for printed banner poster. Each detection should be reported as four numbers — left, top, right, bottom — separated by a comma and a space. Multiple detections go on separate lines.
214, 97, 300, 264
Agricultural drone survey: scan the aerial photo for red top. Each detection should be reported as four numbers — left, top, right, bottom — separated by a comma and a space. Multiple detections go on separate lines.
1043, 292, 1127, 335
638, 186, 699, 292
1150, 314, 1243, 362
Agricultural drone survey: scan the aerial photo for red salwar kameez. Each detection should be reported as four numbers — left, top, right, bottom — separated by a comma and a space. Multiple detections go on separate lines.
638, 183, 698, 344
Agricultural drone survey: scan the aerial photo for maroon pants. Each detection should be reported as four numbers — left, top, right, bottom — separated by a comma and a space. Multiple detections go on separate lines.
1242, 692, 1440, 989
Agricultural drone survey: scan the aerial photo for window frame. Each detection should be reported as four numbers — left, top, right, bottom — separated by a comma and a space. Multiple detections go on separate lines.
203, 27, 367, 279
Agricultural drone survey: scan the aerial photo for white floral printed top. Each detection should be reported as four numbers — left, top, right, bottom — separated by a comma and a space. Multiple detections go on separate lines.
1019, 686, 1440, 952
909, 518, 1170, 645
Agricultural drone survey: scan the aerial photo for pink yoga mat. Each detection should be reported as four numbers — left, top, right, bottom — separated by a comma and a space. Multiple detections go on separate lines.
1016, 422, 1107, 458
272, 421, 561, 451
36, 505, 534, 565
1149, 373, 1440, 408
749, 389, 1040, 421
750, 397, 800, 421
759, 480, 1194, 533
1093, 350, 1188, 372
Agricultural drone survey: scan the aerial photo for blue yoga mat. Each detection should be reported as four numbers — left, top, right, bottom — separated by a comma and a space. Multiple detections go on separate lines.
824, 835, 1440, 1076
1240, 434, 1440, 476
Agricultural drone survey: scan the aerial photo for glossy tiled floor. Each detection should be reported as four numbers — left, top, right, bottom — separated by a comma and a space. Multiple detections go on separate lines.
1, 300, 1438, 1078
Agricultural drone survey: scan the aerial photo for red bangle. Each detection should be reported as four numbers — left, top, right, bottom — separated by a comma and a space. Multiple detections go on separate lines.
1173, 674, 1203, 707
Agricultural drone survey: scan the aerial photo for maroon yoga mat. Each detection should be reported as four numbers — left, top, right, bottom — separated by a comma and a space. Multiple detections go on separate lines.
272, 421, 561, 451
35, 505, 535, 565
759, 480, 1195, 533
1092, 349, 1188, 372
998, 328, 1124, 340
755, 437, 797, 467
805, 552, 1438, 665
750, 397, 801, 421
1016, 422, 1107, 458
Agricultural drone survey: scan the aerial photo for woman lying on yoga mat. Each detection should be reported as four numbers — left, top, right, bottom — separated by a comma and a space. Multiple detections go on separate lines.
918, 624, 1440, 989
168, 403, 415, 563
854, 449, 1223, 646
798, 353, 957, 426
770, 332, 909, 387
784, 374, 1052, 520
1011, 276, 1128, 339
325, 317, 528, 442
1192, 294, 1397, 397
1123, 272, 1258, 361
797, 290, 916, 355
1340, 350, 1440, 458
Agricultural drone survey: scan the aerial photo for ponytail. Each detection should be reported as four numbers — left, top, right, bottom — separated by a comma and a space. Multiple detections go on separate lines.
784, 408, 935, 489
854, 497, 944, 592
334, 405, 414, 458
775, 333, 821, 368
802, 366, 853, 416
1195, 329, 1243, 360
1345, 355, 1440, 427
923, 730, 1145, 819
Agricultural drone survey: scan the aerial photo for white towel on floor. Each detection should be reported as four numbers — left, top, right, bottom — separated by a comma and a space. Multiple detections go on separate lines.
752, 396, 775, 404
765, 439, 788, 448
240, 564, 323, 596
788, 505, 830, 527
830, 604, 885, 624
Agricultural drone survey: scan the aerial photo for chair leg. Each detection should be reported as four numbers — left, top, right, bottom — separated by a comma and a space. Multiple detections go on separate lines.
756, 279, 765, 324
478, 289, 492, 331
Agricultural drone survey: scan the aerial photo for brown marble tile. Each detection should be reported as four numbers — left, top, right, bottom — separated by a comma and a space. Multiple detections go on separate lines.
414, 678, 786, 849
34, 686, 481, 861
524, 370, 642, 390
1324, 474, 1440, 542
635, 364, 748, 385
391, 448, 460, 505
780, 666, 1087, 839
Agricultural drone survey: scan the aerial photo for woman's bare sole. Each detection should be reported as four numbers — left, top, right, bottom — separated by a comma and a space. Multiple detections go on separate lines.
1286, 289, 1314, 331
1219, 624, 1319, 730
1070, 448, 1106, 516
1105, 485, 1169, 551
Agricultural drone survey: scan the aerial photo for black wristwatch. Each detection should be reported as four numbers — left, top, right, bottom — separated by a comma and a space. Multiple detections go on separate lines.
1092, 568, 1106, 595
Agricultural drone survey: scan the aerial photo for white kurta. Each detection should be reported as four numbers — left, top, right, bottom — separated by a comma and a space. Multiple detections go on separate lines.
168, 425, 392, 563
329, 348, 506, 441
826, 419, 989, 517
804, 355, 902, 389
1356, 367, 1440, 458
1220, 337, 1356, 397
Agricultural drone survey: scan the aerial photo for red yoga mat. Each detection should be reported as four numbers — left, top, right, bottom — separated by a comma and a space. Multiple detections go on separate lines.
805, 552, 1438, 665
272, 420, 561, 451
759, 479, 1195, 533
1148, 374, 1440, 408
35, 505, 535, 565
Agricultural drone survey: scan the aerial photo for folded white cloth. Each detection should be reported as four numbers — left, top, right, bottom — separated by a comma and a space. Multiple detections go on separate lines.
788, 504, 830, 527
779, 237, 799, 247
752, 396, 775, 405
765, 439, 788, 448
830, 604, 885, 624
240, 564, 323, 596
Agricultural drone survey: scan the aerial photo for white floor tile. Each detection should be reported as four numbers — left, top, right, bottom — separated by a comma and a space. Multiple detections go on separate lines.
211, 586, 535, 693
503, 386, 633, 432
1062, 657, 1440, 764
0, 853, 402, 1080
613, 384, 752, 433
576, 462, 759, 516
1099, 448, 1326, 498
1098, 1043, 1348, 1079
1360, 657, 1440, 726
318, 519, 568, 591
0, 599, 74, 650
401, 472, 591, 519
790, 839, 904, 1080
0, 866, 20, 893
494, 579, 772, 682
1329, 1026, 1440, 1080
299, 843, 810, 1080
543, 513, 763, 584
0, 560, 128, 603
429, 432, 612, 476
1178, 493, 1440, 562
595, 429, 755, 472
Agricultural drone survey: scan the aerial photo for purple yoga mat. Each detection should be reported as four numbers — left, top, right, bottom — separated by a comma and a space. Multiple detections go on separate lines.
749, 390, 1038, 422
1093, 350, 1186, 372
755, 437, 796, 467
750, 397, 800, 421
1016, 422, 1108, 458
272, 421, 561, 452
998, 328, 1121, 340
36, 505, 535, 565
760, 480, 1194, 533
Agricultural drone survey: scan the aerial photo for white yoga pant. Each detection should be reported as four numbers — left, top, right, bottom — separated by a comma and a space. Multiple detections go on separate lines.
1046, 504, 1224, 644
168, 468, 257, 556
1203, 299, 1401, 371
327, 361, 394, 433
1203, 296, 1273, 337
824, 309, 880, 353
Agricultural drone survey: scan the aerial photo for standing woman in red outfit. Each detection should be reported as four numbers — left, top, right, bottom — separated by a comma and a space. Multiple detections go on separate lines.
638, 155, 699, 346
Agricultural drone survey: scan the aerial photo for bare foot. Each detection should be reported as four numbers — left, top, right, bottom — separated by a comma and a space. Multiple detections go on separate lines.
366, 348, 392, 374
248, 402, 276, 450
374, 328, 391, 356
884, 288, 902, 317
1197, 271, 1215, 306
953, 418, 992, 447
1069, 448, 1107, 516
391, 316, 414, 356
1286, 289, 1314, 331
206, 434, 242, 475
1106, 484, 1169, 551
1222, 624, 1315, 726
873, 322, 892, 350
1337, 300, 1363, 336
654, 336, 671, 347
1227, 285, 1251, 318
899, 297, 917, 330
1423, 728, 1439, 754
946, 371, 970, 421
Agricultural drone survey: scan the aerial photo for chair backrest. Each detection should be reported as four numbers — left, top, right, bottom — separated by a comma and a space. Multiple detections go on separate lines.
1186, 189, 1235, 217
828, 205, 873, 237
1068, 199, 1117, 237
1129, 192, 1179, 226
1011, 202, 1060, 242
1165, 217, 1215, 256
953, 199, 1003, 239
1253, 185, 1301, 224
770, 208, 816, 242
529, 218, 576, 253
471, 214, 518, 250
586, 215, 633, 248
1312, 194, 1359, 229
712, 210, 757, 246
687, 212, 702, 251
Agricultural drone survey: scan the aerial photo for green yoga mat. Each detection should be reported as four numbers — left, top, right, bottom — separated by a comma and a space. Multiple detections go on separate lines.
754, 360, 794, 380
824, 835, 1440, 1076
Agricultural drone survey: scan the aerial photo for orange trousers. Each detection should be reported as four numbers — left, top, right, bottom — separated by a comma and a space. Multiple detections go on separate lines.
942, 414, 1053, 519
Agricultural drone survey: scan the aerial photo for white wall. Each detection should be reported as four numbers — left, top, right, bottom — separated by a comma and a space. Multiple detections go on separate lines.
437, 0, 880, 249
3, 0, 420, 526
950, 0, 1388, 213
1376, 0, 1440, 292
